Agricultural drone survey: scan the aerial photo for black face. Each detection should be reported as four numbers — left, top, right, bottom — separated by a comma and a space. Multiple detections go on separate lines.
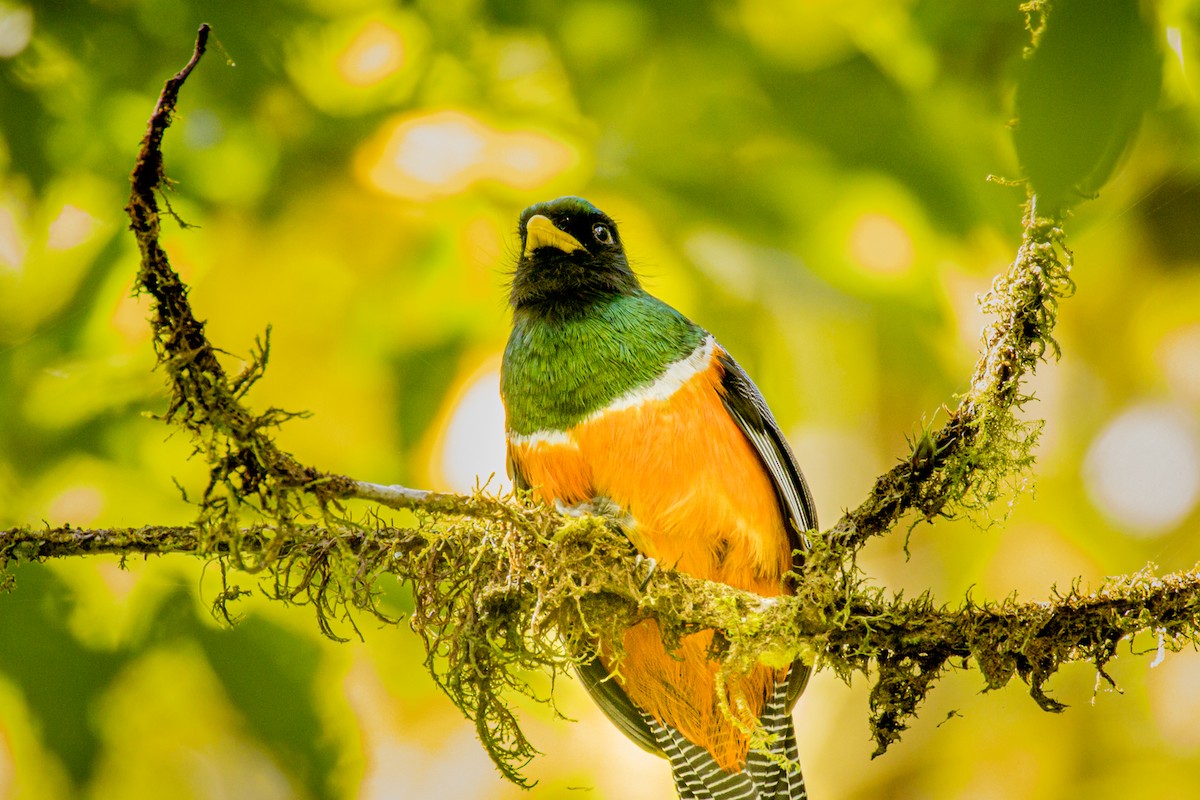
510, 196, 640, 312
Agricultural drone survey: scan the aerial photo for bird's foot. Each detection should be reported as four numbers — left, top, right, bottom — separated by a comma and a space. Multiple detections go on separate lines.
634, 553, 658, 591
555, 498, 594, 517
555, 496, 632, 527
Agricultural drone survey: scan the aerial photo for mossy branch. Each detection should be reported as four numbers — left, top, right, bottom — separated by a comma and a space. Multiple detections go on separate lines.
125, 23, 356, 538
1, 20, 1193, 784
4, 519, 1200, 769
830, 205, 1072, 553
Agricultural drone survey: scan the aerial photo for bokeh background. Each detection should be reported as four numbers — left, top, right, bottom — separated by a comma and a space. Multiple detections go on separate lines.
2, 0, 1200, 798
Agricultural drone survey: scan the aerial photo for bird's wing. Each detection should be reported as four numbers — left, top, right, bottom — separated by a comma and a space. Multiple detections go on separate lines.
714, 348, 818, 709
714, 349, 818, 557
507, 451, 530, 492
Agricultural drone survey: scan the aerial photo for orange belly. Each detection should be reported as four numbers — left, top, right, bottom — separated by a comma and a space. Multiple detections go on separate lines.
507, 354, 792, 770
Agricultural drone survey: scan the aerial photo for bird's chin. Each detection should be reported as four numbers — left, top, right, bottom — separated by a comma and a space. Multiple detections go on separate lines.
510, 252, 639, 313
513, 259, 588, 304
511, 282, 592, 312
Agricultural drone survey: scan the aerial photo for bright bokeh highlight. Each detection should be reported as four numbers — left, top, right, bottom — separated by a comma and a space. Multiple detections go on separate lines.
359, 110, 577, 200
337, 21, 406, 87
1083, 402, 1200, 536
285, 12, 428, 115
0, 5, 32, 58
46, 205, 97, 251
437, 366, 510, 494
1158, 322, 1200, 403
848, 212, 914, 275
0, 203, 23, 271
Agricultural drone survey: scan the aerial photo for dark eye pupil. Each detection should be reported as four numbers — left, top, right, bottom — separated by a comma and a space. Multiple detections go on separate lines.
593, 224, 611, 243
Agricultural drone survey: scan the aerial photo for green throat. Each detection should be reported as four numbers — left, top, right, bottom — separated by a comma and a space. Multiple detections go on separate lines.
501, 291, 706, 435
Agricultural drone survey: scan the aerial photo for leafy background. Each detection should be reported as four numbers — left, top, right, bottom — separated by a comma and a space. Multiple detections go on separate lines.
2, 0, 1200, 798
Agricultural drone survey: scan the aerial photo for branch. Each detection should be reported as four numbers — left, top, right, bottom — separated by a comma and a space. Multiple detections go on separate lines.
125, 25, 1060, 570
5, 520, 1200, 767
829, 203, 1073, 553
125, 24, 356, 532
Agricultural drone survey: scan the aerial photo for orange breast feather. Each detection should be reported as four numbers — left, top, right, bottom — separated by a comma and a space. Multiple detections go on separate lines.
507, 351, 792, 771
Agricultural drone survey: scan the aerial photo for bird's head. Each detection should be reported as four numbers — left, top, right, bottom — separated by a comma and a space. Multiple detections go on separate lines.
510, 196, 640, 311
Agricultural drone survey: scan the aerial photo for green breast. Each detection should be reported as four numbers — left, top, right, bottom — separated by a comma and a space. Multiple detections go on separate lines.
501, 291, 705, 435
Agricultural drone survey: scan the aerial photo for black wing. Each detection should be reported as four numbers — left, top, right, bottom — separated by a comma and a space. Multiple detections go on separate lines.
715, 348, 817, 710
577, 657, 662, 755
714, 349, 818, 560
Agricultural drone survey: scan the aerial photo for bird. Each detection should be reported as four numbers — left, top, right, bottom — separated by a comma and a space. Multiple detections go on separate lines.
500, 196, 817, 800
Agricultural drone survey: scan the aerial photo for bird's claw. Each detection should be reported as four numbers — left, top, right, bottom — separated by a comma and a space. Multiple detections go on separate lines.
555, 496, 633, 530
555, 498, 591, 518
635, 553, 658, 591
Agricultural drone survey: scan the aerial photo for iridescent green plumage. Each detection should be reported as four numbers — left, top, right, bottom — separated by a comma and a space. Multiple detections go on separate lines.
502, 292, 704, 435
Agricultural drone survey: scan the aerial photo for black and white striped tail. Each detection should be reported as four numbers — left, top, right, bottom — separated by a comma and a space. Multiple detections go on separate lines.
644, 678, 807, 800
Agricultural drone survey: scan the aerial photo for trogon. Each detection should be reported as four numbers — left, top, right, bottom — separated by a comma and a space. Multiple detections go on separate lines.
501, 196, 817, 800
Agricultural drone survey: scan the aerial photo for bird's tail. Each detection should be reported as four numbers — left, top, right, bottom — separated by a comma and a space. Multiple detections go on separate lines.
645, 676, 807, 800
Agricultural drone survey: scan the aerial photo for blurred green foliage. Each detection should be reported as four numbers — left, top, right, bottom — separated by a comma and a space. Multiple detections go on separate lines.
1, 0, 1199, 798
1013, 0, 1161, 210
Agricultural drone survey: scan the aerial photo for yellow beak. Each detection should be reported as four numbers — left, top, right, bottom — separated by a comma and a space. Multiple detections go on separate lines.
523, 214, 584, 258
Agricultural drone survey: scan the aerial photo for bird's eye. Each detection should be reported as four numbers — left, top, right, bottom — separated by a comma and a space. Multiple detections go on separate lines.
593, 224, 612, 244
